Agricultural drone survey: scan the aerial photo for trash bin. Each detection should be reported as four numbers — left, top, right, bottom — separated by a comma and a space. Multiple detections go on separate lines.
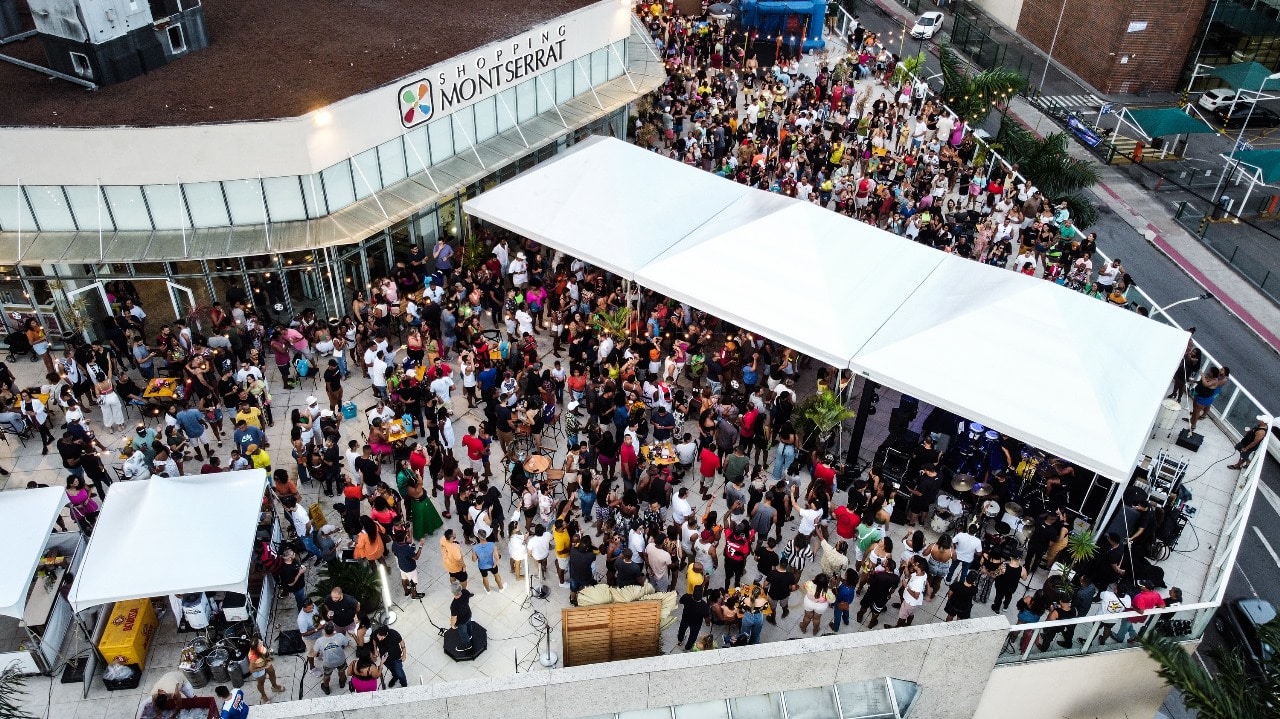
1157, 398, 1182, 431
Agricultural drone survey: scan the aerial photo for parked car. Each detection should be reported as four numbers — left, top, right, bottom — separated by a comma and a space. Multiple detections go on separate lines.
1198, 87, 1252, 113
1214, 598, 1275, 677
1213, 105, 1280, 129
910, 11, 944, 39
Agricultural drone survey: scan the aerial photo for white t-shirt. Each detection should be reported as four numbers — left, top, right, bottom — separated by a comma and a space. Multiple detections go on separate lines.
527, 533, 552, 561
953, 532, 982, 563
429, 376, 455, 405
370, 358, 388, 388
508, 533, 528, 561
904, 572, 928, 607
671, 495, 693, 524
797, 508, 823, 535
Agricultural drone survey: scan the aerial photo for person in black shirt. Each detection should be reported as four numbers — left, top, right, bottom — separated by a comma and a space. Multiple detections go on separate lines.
857, 559, 900, 628
450, 583, 475, 650
323, 587, 360, 633
372, 626, 408, 688
615, 548, 644, 587
764, 567, 795, 623
677, 587, 710, 650
943, 570, 979, 621
354, 445, 380, 494
754, 538, 780, 578
568, 537, 598, 606
908, 464, 941, 527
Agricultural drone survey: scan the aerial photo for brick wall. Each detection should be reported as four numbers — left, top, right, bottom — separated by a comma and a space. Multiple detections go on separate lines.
1016, 0, 1209, 94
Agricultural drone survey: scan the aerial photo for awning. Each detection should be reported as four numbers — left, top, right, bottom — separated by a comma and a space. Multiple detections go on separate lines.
0, 487, 69, 619
1232, 149, 1280, 183
67, 471, 267, 613
464, 136, 1191, 479
1207, 61, 1280, 93
1126, 107, 1215, 138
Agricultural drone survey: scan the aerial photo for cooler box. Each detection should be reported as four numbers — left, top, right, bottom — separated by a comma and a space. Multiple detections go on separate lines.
221, 592, 250, 622
98, 599, 158, 669
341, 401, 358, 420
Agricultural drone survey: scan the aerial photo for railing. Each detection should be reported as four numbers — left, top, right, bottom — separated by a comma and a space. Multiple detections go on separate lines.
994, 601, 1219, 665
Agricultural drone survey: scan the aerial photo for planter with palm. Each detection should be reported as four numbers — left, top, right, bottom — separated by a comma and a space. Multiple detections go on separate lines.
938, 44, 1027, 127
1050, 528, 1098, 594
1140, 618, 1280, 719
794, 390, 856, 454
591, 306, 632, 340
310, 560, 383, 612
0, 664, 34, 719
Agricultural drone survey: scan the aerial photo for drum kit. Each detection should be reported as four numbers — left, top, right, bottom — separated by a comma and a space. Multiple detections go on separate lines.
948, 422, 1008, 479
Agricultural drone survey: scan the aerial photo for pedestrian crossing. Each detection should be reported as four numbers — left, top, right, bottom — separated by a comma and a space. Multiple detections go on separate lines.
1035, 93, 1104, 109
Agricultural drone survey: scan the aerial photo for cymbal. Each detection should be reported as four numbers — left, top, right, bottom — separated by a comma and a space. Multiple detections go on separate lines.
1004, 501, 1023, 517
971, 483, 994, 497
951, 474, 974, 492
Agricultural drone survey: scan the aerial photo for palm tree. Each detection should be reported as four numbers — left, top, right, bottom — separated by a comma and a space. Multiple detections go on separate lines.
1139, 618, 1280, 719
994, 117, 1101, 228
0, 664, 35, 719
938, 44, 1027, 126
795, 390, 856, 449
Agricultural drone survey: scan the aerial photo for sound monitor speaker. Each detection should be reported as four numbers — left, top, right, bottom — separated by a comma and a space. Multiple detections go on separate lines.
443, 623, 487, 661
1175, 429, 1203, 453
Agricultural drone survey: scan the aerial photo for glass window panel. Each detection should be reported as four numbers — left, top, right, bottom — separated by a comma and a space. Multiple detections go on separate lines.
222, 178, 267, 225
103, 185, 152, 230
378, 137, 408, 187
608, 40, 624, 79
321, 161, 356, 213
405, 126, 431, 174
672, 700, 728, 719
835, 679, 895, 719
496, 88, 517, 132
888, 679, 919, 716
729, 695, 784, 719
351, 148, 381, 200
592, 48, 609, 85
416, 209, 438, 245
451, 106, 475, 155
183, 181, 230, 228
573, 57, 591, 97
473, 96, 497, 142
65, 186, 110, 231
516, 78, 537, 122
556, 63, 574, 102
26, 186, 76, 231
428, 119, 454, 164
0, 186, 35, 231
536, 73, 555, 114
781, 687, 839, 719
299, 174, 325, 219
263, 176, 307, 222
142, 184, 187, 230
617, 710, 670, 719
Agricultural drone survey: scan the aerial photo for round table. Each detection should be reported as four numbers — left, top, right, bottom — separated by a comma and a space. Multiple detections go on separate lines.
523, 455, 552, 474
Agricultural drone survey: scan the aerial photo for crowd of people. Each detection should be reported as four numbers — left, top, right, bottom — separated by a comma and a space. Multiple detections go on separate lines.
0, 6, 1198, 713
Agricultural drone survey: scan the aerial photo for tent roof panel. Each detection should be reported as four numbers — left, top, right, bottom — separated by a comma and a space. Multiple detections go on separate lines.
67, 471, 267, 613
466, 136, 1190, 479
0, 487, 69, 619
1208, 61, 1280, 93
464, 135, 751, 279
1232, 149, 1280, 183
1127, 107, 1216, 137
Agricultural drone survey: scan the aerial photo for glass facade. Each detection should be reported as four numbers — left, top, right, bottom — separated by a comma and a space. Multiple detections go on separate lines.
0, 109, 628, 342
0, 40, 628, 234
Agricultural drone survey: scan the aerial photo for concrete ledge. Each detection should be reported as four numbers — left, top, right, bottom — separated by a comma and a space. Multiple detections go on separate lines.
252, 616, 1010, 719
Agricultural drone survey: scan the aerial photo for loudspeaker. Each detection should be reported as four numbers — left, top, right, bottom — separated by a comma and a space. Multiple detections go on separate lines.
443, 623, 487, 661
1175, 429, 1203, 452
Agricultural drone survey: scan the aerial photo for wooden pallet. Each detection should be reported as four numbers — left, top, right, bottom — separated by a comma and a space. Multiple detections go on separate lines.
561, 601, 661, 667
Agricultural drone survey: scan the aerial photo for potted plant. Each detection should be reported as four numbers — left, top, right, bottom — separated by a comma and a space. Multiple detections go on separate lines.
1050, 528, 1098, 593
310, 560, 382, 612
591, 306, 632, 340
794, 390, 855, 453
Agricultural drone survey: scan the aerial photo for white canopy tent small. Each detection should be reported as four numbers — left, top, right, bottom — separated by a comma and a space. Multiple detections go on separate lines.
0, 487, 69, 620
68, 470, 268, 614
463, 135, 1190, 482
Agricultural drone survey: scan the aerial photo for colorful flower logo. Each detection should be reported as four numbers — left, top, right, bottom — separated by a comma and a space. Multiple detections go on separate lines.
399, 79, 434, 128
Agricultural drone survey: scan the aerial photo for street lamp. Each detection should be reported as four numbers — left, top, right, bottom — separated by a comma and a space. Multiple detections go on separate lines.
1210, 71, 1280, 215
1038, 0, 1069, 95
1149, 291, 1213, 322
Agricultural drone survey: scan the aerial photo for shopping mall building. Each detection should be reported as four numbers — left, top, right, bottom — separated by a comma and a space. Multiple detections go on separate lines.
0, 0, 661, 337
0, 1, 1263, 718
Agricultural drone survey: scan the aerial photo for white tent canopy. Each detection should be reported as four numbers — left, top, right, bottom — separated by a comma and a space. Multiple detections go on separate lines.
0, 487, 69, 619
464, 136, 1190, 480
67, 471, 267, 613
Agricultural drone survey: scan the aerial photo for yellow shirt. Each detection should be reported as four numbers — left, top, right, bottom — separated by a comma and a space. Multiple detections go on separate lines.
250, 450, 271, 470
235, 407, 263, 430
553, 527, 571, 559
686, 565, 705, 596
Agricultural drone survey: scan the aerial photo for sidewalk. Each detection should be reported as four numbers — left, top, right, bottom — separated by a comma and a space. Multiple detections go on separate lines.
870, 0, 1280, 354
